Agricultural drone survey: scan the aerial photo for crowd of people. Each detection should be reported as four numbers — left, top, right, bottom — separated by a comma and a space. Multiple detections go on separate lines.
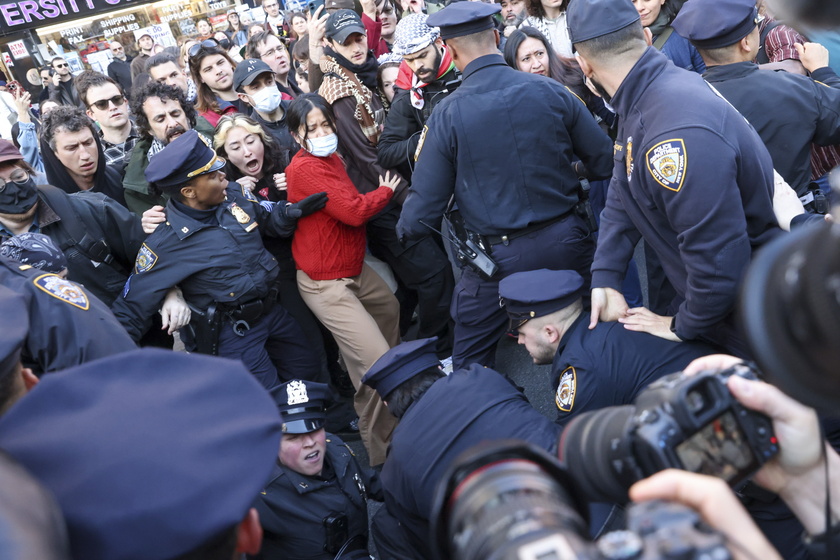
1, 0, 839, 557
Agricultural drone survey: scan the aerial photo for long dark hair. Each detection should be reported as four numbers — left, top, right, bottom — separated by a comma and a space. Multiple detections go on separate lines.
525, 0, 568, 19
504, 27, 595, 109
188, 45, 237, 114
286, 93, 337, 147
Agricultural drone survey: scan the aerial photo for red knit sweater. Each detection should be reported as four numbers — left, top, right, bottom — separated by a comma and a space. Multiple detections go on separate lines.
286, 150, 393, 280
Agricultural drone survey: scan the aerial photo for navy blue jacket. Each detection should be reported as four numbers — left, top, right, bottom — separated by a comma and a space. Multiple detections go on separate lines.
252, 436, 380, 560
592, 48, 781, 345
703, 62, 840, 196
381, 364, 561, 556
551, 314, 715, 426
659, 28, 706, 73
0, 257, 136, 374
113, 183, 298, 341
397, 54, 613, 238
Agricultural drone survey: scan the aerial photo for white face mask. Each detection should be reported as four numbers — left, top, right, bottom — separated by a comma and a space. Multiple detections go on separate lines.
306, 133, 339, 157
250, 85, 283, 113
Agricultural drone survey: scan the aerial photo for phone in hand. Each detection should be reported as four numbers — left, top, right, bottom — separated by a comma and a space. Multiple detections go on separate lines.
309, 0, 325, 17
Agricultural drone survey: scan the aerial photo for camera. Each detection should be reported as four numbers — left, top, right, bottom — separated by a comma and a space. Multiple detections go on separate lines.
558, 366, 779, 504
431, 441, 735, 560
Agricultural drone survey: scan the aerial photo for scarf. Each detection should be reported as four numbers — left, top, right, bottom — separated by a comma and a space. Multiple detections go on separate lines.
325, 47, 379, 92
319, 54, 381, 146
648, 10, 671, 39
394, 46, 455, 110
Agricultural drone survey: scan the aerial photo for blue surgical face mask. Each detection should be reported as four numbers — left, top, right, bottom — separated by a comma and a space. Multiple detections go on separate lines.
250, 84, 282, 113
306, 133, 338, 157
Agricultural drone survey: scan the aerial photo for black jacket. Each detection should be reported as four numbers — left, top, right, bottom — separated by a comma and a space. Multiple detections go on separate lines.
107, 58, 133, 98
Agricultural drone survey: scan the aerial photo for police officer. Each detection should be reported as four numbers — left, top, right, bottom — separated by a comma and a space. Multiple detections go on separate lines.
499, 269, 715, 425
0, 349, 282, 560
0, 256, 136, 376
253, 380, 380, 560
568, 0, 781, 357
395, 2, 613, 370
112, 130, 326, 392
673, 0, 840, 212
362, 337, 561, 558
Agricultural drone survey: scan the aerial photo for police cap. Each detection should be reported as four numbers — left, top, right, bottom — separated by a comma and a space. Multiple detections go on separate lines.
0, 284, 28, 378
272, 379, 330, 434
145, 129, 226, 190
426, 2, 501, 40
672, 0, 760, 49
0, 349, 282, 560
567, 0, 640, 45
233, 58, 274, 92
362, 337, 440, 399
499, 269, 584, 331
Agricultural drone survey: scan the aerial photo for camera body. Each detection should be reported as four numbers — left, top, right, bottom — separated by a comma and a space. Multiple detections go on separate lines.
560, 367, 779, 503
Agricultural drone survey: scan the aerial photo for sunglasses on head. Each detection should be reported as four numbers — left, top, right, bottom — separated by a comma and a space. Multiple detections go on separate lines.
89, 94, 126, 111
189, 39, 222, 58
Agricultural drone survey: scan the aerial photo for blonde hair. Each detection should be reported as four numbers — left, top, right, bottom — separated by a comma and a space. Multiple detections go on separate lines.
214, 113, 288, 179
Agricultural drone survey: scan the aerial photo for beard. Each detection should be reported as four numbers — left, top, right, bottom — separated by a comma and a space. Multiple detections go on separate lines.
164, 124, 188, 144
587, 76, 612, 105
0, 201, 39, 224
415, 47, 443, 83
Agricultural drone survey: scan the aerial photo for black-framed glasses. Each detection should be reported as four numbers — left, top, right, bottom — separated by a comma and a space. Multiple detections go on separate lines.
88, 95, 126, 111
189, 39, 221, 58
0, 169, 30, 190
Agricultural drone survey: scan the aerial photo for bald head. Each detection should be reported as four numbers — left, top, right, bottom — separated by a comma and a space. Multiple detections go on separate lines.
109, 41, 126, 61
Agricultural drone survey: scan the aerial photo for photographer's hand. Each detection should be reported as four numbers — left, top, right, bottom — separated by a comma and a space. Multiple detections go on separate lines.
630, 470, 782, 560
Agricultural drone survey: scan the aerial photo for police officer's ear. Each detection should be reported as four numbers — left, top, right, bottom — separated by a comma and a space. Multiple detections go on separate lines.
543, 323, 563, 345
21, 368, 38, 392
180, 182, 198, 201
575, 53, 593, 79
233, 507, 263, 555
493, 28, 500, 48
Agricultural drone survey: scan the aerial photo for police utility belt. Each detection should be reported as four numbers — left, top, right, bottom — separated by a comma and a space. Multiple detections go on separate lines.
800, 184, 830, 215
187, 289, 277, 355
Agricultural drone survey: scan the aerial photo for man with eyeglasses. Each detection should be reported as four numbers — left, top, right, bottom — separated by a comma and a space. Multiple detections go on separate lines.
106, 41, 133, 98
131, 32, 156, 81
247, 31, 303, 98
47, 57, 81, 107
262, 0, 285, 36
76, 71, 140, 177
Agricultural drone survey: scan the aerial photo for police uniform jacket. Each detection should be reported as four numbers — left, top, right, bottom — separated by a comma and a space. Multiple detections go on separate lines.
592, 48, 781, 344
27, 186, 144, 307
703, 62, 840, 196
253, 437, 381, 560
376, 66, 459, 179
381, 364, 562, 556
0, 257, 136, 374
396, 53, 613, 239
551, 314, 715, 426
113, 183, 298, 341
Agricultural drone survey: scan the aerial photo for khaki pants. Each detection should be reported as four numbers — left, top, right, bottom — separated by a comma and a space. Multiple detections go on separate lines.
297, 264, 400, 465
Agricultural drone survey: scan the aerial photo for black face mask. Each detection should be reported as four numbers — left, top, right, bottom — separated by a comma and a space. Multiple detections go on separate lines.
0, 176, 38, 215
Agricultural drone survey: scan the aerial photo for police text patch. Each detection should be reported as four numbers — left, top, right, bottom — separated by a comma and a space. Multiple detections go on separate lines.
33, 274, 90, 310
556, 367, 577, 413
135, 243, 158, 274
646, 139, 687, 192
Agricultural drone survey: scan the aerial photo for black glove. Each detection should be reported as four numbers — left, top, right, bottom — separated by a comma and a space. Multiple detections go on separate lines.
287, 192, 328, 219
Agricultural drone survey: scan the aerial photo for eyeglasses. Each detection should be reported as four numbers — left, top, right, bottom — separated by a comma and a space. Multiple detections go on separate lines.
54, 63, 68, 68
89, 95, 126, 111
0, 169, 30, 190
189, 39, 221, 58
260, 46, 287, 59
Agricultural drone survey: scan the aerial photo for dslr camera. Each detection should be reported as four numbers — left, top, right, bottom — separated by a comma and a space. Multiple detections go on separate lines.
559, 366, 779, 504
431, 441, 735, 560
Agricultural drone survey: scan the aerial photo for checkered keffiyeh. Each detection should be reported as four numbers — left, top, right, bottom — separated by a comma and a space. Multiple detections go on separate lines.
392, 13, 440, 56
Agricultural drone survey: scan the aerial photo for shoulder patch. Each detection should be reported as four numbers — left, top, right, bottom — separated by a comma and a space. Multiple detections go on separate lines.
134, 243, 158, 274
241, 182, 258, 202
555, 366, 577, 412
646, 139, 687, 192
33, 274, 90, 310
414, 125, 428, 162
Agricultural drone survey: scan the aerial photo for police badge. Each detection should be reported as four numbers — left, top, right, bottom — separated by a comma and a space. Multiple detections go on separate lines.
555, 367, 577, 413
229, 203, 252, 225
135, 244, 158, 274
286, 380, 309, 405
646, 139, 687, 192
33, 274, 90, 310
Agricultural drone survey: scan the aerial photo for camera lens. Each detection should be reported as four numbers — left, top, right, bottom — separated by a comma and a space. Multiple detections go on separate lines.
558, 406, 637, 503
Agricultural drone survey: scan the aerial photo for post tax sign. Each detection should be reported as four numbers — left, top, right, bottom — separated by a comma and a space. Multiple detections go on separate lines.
0, 0, 139, 31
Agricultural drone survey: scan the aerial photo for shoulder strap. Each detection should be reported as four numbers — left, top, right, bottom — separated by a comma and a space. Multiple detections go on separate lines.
653, 26, 675, 50
757, 20, 781, 64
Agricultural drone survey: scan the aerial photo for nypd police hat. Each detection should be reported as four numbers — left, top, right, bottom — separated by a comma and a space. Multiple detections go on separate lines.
0, 349, 282, 560
567, 0, 640, 45
145, 129, 226, 190
233, 58, 274, 92
272, 379, 331, 434
426, 2, 501, 40
499, 269, 585, 331
672, 0, 760, 49
362, 337, 440, 399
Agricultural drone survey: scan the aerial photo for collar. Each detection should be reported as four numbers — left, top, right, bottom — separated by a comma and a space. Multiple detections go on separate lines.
164, 193, 230, 240
610, 47, 671, 117
702, 61, 759, 81
462, 53, 507, 80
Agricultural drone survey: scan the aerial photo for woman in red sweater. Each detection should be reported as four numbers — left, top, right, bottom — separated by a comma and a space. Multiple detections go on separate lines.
286, 93, 401, 466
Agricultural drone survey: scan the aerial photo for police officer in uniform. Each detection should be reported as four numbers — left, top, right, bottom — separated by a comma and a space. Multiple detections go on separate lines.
0, 256, 136, 375
396, 2, 613, 370
499, 269, 715, 426
112, 130, 327, 392
253, 380, 380, 560
673, 0, 840, 213
362, 337, 561, 558
568, 0, 781, 357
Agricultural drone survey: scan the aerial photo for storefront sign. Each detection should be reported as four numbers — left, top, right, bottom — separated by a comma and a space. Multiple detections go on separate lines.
7, 40, 27, 58
2, 52, 13, 67
0, 0, 139, 32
